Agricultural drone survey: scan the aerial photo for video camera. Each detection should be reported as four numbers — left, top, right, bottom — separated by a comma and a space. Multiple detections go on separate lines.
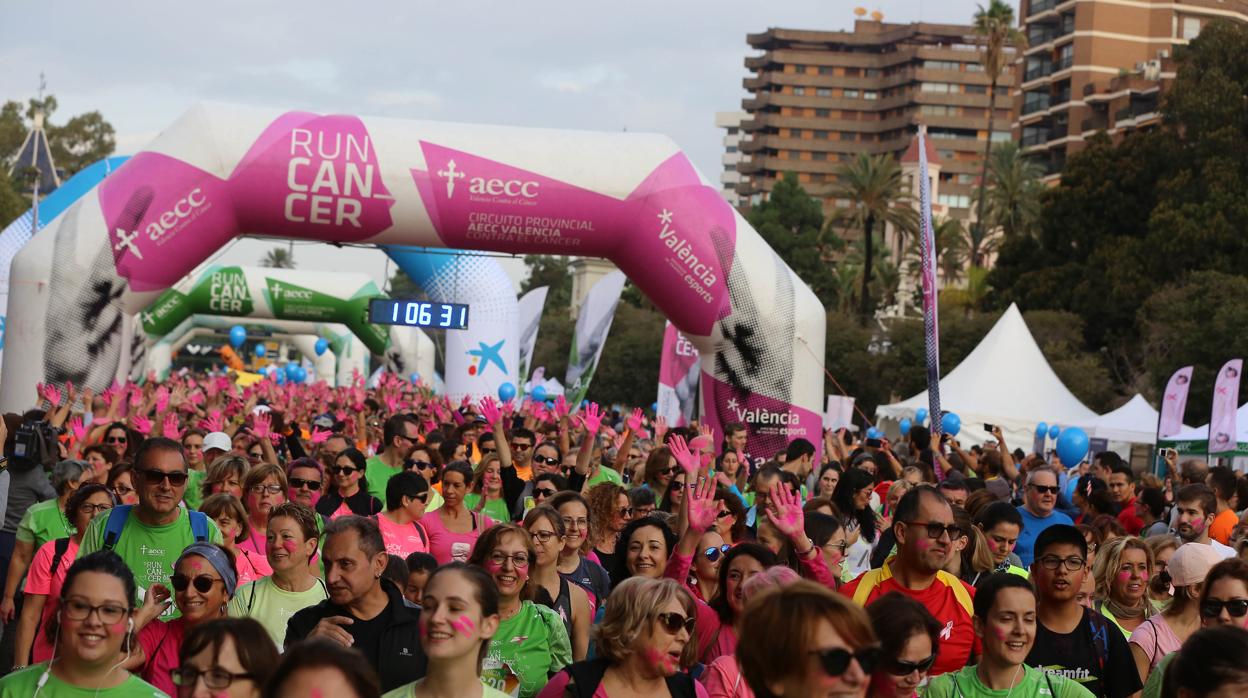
11, 420, 62, 471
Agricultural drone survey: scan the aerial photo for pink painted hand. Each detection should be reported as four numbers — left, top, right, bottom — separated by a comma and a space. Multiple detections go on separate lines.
579, 402, 603, 435
39, 383, 62, 408
203, 410, 225, 433
627, 407, 643, 433
553, 395, 569, 419
384, 394, 401, 414
251, 412, 272, 441
479, 397, 502, 426
161, 414, 183, 440
686, 476, 718, 533
530, 402, 549, 423
310, 427, 332, 445
654, 416, 669, 442
668, 436, 699, 476
132, 414, 152, 436
699, 423, 714, 444
69, 417, 87, 443
155, 387, 170, 414
765, 481, 806, 541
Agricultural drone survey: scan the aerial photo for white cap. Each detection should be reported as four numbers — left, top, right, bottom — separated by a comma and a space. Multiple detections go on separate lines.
203, 432, 232, 454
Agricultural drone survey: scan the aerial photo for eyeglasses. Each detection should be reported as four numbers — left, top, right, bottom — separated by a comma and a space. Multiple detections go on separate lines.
78, 503, 113, 516
1037, 555, 1086, 571
113, 484, 135, 497
530, 530, 558, 544
288, 477, 322, 491
510, 442, 532, 452
105, 436, 127, 444
249, 484, 284, 496
887, 653, 937, 676
1029, 484, 1060, 495
903, 521, 962, 540
487, 551, 530, 569
532, 455, 560, 467
330, 466, 359, 476
824, 541, 848, 555
407, 492, 429, 504
171, 574, 223, 594
703, 544, 732, 562
141, 469, 189, 487
171, 667, 256, 690
409, 460, 434, 471
60, 597, 128, 624
656, 611, 696, 634
562, 517, 588, 529
534, 487, 557, 498
658, 467, 678, 476
1200, 599, 1248, 618
618, 507, 634, 518
811, 646, 882, 677
716, 509, 734, 519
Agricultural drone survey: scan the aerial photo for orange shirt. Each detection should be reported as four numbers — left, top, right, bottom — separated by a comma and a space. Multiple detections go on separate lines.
1210, 508, 1239, 545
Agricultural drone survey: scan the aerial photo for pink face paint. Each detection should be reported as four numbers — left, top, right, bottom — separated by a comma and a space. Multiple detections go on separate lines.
992, 627, 1007, 641
643, 647, 678, 675
282, 540, 299, 553
109, 622, 126, 635
418, 618, 428, 637
1118, 571, 1133, 582
188, 560, 204, 572
449, 615, 476, 636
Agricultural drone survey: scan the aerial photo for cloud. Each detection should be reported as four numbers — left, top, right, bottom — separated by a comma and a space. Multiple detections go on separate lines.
366, 89, 443, 109
535, 64, 624, 94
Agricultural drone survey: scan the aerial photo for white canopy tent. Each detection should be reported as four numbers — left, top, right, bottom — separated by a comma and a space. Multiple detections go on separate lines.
1074, 393, 1162, 444
876, 303, 1099, 452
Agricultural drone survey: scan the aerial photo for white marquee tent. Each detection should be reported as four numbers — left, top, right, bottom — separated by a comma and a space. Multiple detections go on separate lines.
1074, 393, 1162, 445
876, 303, 1098, 451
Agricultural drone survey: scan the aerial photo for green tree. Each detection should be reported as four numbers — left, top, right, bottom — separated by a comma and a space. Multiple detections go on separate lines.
260, 246, 295, 269
830, 154, 916, 324
745, 172, 840, 300
584, 303, 666, 407
980, 142, 1043, 242
906, 217, 968, 286
0, 95, 115, 178
521, 255, 573, 309
0, 170, 25, 228
971, 0, 1027, 262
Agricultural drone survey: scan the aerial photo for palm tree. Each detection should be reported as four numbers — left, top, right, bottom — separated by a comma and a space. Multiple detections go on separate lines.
971, 0, 1027, 262
906, 217, 969, 286
980, 142, 1044, 242
830, 153, 916, 325
261, 246, 296, 269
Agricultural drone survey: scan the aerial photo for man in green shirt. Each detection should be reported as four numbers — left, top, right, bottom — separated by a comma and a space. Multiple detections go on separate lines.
365, 414, 421, 502
78, 438, 220, 616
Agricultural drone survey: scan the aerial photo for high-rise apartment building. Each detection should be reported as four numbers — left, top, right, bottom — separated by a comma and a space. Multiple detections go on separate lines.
736, 20, 1016, 225
715, 111, 750, 207
1016, 0, 1248, 175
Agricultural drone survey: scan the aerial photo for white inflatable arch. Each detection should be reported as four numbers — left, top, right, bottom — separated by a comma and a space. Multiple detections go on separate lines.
3, 103, 826, 458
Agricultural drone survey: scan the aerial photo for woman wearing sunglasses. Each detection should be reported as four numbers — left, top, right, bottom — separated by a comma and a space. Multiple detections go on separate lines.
924, 573, 1094, 698
701, 565, 801, 698
641, 446, 678, 505
523, 506, 591, 661
102, 422, 136, 460
587, 482, 630, 575
375, 471, 431, 557
172, 617, 278, 698
467, 524, 571, 697
12, 483, 115, 669
229, 503, 328, 649
691, 529, 730, 603
865, 592, 941, 698
133, 542, 238, 695
737, 579, 878, 698
0, 551, 164, 697
317, 448, 383, 520
1139, 558, 1248, 697
538, 577, 704, 698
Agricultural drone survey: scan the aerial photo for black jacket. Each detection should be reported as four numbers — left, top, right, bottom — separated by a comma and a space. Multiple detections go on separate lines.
316, 488, 382, 518
284, 578, 427, 691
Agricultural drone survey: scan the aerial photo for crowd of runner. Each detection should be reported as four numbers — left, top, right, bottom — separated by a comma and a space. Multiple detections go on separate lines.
0, 371, 1244, 697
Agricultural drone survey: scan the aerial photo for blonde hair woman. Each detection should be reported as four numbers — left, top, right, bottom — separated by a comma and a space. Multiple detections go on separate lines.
1091, 536, 1156, 637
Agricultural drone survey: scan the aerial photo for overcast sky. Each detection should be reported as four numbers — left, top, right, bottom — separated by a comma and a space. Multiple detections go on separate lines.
2, 0, 1009, 290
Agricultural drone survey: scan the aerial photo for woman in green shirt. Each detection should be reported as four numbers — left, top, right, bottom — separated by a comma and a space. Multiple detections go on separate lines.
468, 524, 571, 697
464, 455, 511, 524
0, 550, 167, 697
924, 573, 1095, 698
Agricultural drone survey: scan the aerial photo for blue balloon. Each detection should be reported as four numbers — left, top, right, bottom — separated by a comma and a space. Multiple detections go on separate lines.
285, 363, 300, 380
409, 372, 420, 383
1048, 425, 1061, 439
546, 400, 555, 409
941, 412, 961, 437
581, 400, 589, 408
498, 382, 516, 401
274, 370, 285, 385
531, 385, 548, 403
651, 402, 659, 412
228, 325, 246, 349
899, 418, 912, 436
1056, 426, 1090, 468
254, 344, 266, 358
1035, 422, 1049, 438
915, 407, 929, 424
314, 338, 330, 356
866, 427, 881, 439
295, 366, 308, 383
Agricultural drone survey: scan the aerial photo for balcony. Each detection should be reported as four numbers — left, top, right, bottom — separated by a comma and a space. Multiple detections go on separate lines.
1029, 0, 1057, 15
1024, 62, 1053, 82
1056, 54, 1073, 71
1080, 115, 1107, 132
1021, 129, 1051, 147
1022, 93, 1052, 115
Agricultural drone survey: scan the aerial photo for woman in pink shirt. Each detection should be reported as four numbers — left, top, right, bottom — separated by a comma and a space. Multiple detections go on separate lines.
375, 470, 431, 557
421, 462, 493, 564
237, 463, 289, 578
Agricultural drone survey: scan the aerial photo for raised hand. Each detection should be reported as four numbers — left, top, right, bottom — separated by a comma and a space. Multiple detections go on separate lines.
627, 407, 643, 433
251, 412, 272, 441
39, 383, 62, 408
203, 409, 225, 433
766, 481, 806, 542
132, 414, 153, 436
69, 416, 87, 443
530, 402, 549, 423
310, 427, 332, 445
479, 396, 502, 426
699, 423, 714, 444
654, 416, 669, 442
578, 402, 603, 435
668, 435, 699, 476
161, 414, 183, 440
155, 386, 170, 414
687, 476, 718, 533
553, 395, 569, 419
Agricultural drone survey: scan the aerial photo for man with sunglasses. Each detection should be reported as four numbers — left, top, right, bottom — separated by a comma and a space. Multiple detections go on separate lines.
1026, 525, 1141, 698
77, 438, 221, 616
1014, 467, 1074, 567
364, 414, 421, 503
508, 427, 537, 481
843, 486, 978, 676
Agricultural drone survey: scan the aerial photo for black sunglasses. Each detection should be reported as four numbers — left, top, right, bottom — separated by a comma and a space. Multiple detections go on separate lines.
888, 653, 937, 676
409, 460, 434, 471
1029, 484, 1060, 495
811, 646, 881, 677
1201, 599, 1248, 618
141, 469, 189, 487
903, 520, 962, 540
656, 611, 696, 634
407, 492, 429, 503
534, 487, 558, 498
532, 455, 560, 466
289, 477, 322, 490
330, 466, 359, 475
171, 573, 222, 594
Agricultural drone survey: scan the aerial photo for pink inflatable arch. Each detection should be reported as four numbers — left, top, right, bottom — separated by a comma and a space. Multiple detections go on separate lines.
2, 103, 826, 459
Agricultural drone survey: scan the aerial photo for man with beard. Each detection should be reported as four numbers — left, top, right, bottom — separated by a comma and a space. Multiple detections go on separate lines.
1015, 467, 1074, 567
842, 486, 978, 676
364, 414, 421, 502
1173, 484, 1235, 559
1026, 525, 1141, 698
285, 515, 426, 691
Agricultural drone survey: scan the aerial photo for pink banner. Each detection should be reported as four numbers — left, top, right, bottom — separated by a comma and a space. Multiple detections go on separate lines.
700, 374, 822, 467
1158, 365, 1193, 438
1209, 359, 1242, 454
656, 321, 699, 426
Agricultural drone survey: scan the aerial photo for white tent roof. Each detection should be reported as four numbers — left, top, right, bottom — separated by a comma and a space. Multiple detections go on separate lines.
876, 303, 1098, 450
1074, 393, 1161, 444
1163, 402, 1248, 444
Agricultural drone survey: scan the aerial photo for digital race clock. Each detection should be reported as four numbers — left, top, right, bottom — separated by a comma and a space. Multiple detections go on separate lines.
368, 299, 470, 330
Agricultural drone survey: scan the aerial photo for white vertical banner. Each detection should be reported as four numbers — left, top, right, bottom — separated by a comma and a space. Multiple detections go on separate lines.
565, 270, 626, 406
657, 321, 701, 426
516, 286, 549, 394
823, 395, 856, 430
